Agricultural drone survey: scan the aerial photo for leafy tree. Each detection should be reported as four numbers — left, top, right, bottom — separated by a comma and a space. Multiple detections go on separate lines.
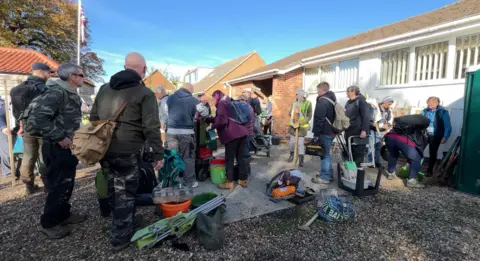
0, 0, 105, 83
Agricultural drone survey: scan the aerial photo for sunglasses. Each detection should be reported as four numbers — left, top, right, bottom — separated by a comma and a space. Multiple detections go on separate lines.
72, 73, 84, 78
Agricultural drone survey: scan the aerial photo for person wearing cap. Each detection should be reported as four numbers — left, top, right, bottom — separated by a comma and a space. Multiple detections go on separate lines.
367, 96, 395, 168
10, 62, 53, 194
287, 89, 312, 167
243, 88, 262, 135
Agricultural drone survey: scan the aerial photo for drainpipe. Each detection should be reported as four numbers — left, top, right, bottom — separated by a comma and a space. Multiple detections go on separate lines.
225, 82, 233, 97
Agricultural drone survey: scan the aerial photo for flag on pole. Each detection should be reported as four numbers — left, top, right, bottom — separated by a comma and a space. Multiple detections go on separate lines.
80, 6, 86, 43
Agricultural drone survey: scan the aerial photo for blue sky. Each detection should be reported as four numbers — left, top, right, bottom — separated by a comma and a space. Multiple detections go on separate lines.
83, 0, 456, 84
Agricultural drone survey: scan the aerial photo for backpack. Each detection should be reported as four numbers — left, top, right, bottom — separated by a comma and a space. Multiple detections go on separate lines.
249, 98, 262, 116
392, 114, 430, 135
10, 80, 44, 121
158, 149, 185, 188
228, 101, 251, 125
22, 87, 69, 136
71, 99, 129, 165
321, 97, 350, 133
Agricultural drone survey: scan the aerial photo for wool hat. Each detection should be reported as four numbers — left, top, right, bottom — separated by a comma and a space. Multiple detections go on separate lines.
296, 89, 306, 96
31, 62, 53, 72
381, 96, 394, 104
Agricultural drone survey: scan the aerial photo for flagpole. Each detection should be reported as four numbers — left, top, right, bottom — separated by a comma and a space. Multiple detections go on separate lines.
77, 0, 81, 66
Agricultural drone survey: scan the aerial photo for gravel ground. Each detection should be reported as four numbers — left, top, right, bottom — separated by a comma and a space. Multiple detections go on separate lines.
1, 174, 479, 261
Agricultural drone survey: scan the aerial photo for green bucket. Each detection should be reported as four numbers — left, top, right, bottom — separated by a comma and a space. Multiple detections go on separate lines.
191, 192, 218, 209
210, 165, 226, 184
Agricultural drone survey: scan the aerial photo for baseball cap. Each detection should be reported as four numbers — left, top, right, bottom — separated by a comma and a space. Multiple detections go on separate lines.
31, 62, 53, 72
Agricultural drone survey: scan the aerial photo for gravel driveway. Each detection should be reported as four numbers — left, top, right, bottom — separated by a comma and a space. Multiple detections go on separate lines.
1, 174, 479, 261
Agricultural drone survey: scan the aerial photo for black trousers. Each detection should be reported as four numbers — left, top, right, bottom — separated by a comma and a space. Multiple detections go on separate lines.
40, 141, 78, 229
427, 135, 443, 173
225, 136, 247, 181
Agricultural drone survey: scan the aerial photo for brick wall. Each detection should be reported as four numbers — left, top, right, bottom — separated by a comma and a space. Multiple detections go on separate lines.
271, 68, 303, 137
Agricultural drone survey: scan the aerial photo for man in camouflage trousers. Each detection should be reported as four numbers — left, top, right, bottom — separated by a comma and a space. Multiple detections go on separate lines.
90, 52, 164, 252
23, 63, 86, 239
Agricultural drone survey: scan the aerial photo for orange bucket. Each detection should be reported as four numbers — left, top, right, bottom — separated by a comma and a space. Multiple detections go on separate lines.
160, 200, 191, 218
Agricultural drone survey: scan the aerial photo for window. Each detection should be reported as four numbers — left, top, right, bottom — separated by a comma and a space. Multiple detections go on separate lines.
455, 33, 480, 79
380, 48, 409, 85
414, 41, 448, 81
319, 64, 336, 89
304, 67, 319, 93
337, 59, 359, 90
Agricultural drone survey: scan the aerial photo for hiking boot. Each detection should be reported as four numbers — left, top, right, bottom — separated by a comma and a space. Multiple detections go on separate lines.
311, 177, 330, 184
238, 180, 248, 188
287, 152, 294, 163
40, 225, 72, 239
111, 241, 130, 253
218, 181, 234, 190
61, 213, 87, 225
385, 170, 397, 180
406, 178, 425, 188
25, 184, 41, 195
299, 155, 304, 167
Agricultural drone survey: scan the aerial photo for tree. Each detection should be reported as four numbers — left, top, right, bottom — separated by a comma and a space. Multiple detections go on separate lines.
161, 67, 182, 88
0, 0, 105, 83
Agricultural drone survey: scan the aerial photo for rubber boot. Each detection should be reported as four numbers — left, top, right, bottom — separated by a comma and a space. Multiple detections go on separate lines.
287, 152, 294, 162
299, 155, 304, 167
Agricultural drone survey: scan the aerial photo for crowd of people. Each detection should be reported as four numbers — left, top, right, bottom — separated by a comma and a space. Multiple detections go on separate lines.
0, 51, 452, 252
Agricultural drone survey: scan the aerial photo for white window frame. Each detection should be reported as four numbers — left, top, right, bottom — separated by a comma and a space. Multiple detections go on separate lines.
380, 47, 410, 86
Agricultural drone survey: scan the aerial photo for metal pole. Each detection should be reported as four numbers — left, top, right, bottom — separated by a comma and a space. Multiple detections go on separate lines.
77, 0, 81, 66
3, 79, 15, 187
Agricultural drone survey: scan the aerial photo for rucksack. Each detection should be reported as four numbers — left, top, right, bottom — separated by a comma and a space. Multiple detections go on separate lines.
228, 101, 251, 125
248, 98, 262, 115
158, 149, 185, 188
392, 114, 430, 135
22, 87, 69, 136
321, 97, 350, 133
10, 80, 44, 121
71, 98, 129, 165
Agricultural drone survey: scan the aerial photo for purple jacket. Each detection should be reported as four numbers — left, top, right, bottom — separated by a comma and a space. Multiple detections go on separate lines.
211, 100, 248, 144
245, 103, 255, 136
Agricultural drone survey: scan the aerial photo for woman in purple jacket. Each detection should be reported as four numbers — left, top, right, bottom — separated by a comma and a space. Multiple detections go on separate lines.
208, 90, 249, 189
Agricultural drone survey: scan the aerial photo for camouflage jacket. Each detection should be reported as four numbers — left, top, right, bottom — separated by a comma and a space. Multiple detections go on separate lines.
24, 79, 82, 142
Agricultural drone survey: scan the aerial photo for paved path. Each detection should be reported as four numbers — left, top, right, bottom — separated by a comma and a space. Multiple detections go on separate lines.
194, 144, 376, 223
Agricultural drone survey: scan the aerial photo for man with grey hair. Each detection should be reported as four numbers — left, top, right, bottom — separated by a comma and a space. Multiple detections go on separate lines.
154, 85, 169, 132
22, 62, 85, 239
91, 52, 163, 252
166, 82, 200, 188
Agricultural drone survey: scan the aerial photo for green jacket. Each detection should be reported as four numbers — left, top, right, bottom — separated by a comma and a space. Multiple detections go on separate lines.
24, 79, 82, 142
90, 69, 163, 160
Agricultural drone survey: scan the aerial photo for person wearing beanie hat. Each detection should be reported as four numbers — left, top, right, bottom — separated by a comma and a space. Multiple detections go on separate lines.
367, 96, 395, 168
287, 88, 312, 167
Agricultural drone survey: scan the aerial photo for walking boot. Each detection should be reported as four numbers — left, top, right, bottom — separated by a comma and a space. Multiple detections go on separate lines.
40, 225, 72, 239
287, 152, 294, 162
218, 181, 235, 190
299, 155, 304, 167
238, 180, 248, 188
25, 183, 41, 195
61, 213, 87, 225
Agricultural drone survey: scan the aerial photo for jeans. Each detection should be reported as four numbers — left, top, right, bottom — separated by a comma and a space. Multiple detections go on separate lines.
367, 131, 382, 166
40, 141, 78, 228
318, 135, 335, 182
385, 137, 422, 179
244, 135, 251, 161
0, 133, 15, 177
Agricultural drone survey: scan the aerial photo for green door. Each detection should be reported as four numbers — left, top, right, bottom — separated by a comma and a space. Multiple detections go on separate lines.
455, 68, 480, 195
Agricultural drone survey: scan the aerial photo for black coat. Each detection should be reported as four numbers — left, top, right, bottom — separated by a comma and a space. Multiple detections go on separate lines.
344, 94, 370, 137
312, 91, 337, 136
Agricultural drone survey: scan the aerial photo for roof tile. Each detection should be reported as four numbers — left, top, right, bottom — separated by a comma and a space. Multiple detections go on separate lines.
0, 47, 59, 74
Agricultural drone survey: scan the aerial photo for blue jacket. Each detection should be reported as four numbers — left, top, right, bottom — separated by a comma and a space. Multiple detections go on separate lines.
421, 106, 452, 139
166, 88, 199, 130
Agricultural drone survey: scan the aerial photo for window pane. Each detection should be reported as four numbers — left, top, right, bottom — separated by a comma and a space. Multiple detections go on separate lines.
414, 41, 448, 81
455, 33, 480, 79
338, 59, 359, 90
380, 48, 410, 85
304, 67, 319, 93
319, 64, 336, 90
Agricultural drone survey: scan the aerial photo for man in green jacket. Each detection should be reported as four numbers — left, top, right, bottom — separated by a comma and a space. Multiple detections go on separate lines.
23, 63, 86, 239
287, 89, 312, 167
90, 52, 164, 252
